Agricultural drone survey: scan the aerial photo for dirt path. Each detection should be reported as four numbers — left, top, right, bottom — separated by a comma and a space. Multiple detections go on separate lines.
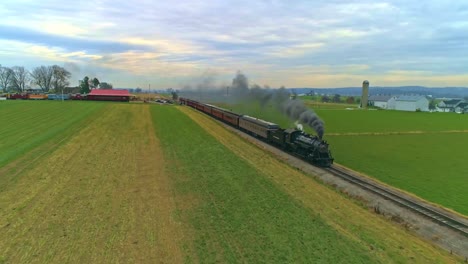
0, 104, 185, 263
179, 106, 463, 263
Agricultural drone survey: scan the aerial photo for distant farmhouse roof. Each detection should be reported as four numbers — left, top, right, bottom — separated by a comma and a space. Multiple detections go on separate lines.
87, 89, 131, 102
88, 89, 131, 96
368, 95, 394, 102
395, 95, 427, 102
457, 102, 468, 108
437, 99, 464, 111
442, 99, 463, 106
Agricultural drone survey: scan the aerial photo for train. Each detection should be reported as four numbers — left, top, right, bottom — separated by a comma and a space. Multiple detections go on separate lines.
2, 93, 111, 101
2, 93, 85, 100
179, 97, 334, 167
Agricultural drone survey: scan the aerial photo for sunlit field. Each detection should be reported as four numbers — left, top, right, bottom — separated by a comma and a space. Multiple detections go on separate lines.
217, 100, 468, 215
0, 101, 459, 262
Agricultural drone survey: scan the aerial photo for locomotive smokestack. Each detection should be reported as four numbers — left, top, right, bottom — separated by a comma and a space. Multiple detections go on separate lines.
295, 121, 304, 131
361, 80, 369, 109
283, 100, 324, 138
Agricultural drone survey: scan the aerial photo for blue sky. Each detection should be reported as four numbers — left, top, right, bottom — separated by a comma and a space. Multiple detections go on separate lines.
0, 0, 467, 88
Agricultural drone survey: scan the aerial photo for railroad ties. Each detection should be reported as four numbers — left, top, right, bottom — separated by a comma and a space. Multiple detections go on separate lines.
326, 166, 468, 238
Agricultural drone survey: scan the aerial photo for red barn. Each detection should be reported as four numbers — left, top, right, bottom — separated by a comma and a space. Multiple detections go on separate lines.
87, 89, 131, 102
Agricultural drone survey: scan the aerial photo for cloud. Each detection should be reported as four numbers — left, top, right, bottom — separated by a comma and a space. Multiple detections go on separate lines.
0, 0, 467, 88
0, 25, 149, 53
266, 43, 325, 58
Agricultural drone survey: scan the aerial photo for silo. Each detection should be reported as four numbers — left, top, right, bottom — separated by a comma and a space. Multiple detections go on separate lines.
361, 80, 369, 108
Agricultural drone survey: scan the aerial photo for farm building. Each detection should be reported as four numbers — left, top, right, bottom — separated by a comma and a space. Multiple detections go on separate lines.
368, 95, 396, 109
437, 99, 464, 112
87, 89, 131, 102
393, 95, 429, 112
455, 102, 468, 113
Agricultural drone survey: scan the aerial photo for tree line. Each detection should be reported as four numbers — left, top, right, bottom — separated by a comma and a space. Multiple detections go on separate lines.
0, 64, 113, 94
79, 77, 113, 94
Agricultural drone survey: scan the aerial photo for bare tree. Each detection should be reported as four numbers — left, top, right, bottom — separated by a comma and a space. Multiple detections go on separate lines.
51, 65, 71, 92
0, 65, 14, 92
31, 65, 54, 92
10, 66, 30, 92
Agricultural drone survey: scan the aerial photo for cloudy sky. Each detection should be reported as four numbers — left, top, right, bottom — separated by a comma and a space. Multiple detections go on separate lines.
0, 0, 467, 89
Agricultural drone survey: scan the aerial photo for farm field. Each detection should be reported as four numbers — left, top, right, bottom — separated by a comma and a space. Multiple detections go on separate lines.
1, 103, 184, 263
0, 101, 461, 262
0, 100, 105, 167
217, 101, 468, 215
328, 133, 468, 214
315, 109, 468, 134
317, 109, 468, 215
299, 95, 359, 109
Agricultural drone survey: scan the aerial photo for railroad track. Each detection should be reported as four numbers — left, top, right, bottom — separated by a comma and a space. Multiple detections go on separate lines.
326, 166, 468, 238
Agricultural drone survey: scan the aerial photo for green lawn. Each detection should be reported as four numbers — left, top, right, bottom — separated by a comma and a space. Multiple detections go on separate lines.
150, 105, 377, 263
316, 109, 468, 134
0, 100, 105, 167
328, 133, 468, 214
210, 100, 468, 215
315, 109, 468, 214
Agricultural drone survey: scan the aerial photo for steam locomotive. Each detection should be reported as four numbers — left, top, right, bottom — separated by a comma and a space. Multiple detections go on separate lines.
179, 97, 334, 167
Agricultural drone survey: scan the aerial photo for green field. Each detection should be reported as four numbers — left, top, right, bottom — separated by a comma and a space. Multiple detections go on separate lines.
329, 133, 468, 213
316, 109, 468, 133
151, 106, 374, 262
320, 110, 468, 214
217, 101, 468, 215
0, 100, 460, 262
0, 100, 105, 167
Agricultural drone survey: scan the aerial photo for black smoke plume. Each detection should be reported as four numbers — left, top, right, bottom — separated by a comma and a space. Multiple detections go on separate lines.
282, 100, 324, 138
231, 71, 249, 99
180, 71, 325, 137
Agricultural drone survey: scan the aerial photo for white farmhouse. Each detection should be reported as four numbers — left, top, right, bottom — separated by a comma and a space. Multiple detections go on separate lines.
368, 95, 396, 109
455, 102, 468, 113
394, 95, 429, 112
437, 99, 464, 112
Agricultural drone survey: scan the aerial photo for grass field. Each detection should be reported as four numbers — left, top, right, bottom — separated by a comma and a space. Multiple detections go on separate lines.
299, 96, 359, 109
0, 101, 462, 262
328, 133, 468, 214
318, 110, 468, 215
0, 100, 105, 167
303, 101, 359, 110
1, 103, 184, 263
315, 109, 468, 134
176, 107, 461, 263
151, 106, 375, 263
216, 100, 468, 215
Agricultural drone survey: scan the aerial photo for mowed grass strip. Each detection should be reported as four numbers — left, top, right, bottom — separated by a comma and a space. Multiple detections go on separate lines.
152, 105, 383, 263
0, 104, 184, 263
0, 100, 105, 167
179, 106, 461, 263
328, 133, 468, 215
